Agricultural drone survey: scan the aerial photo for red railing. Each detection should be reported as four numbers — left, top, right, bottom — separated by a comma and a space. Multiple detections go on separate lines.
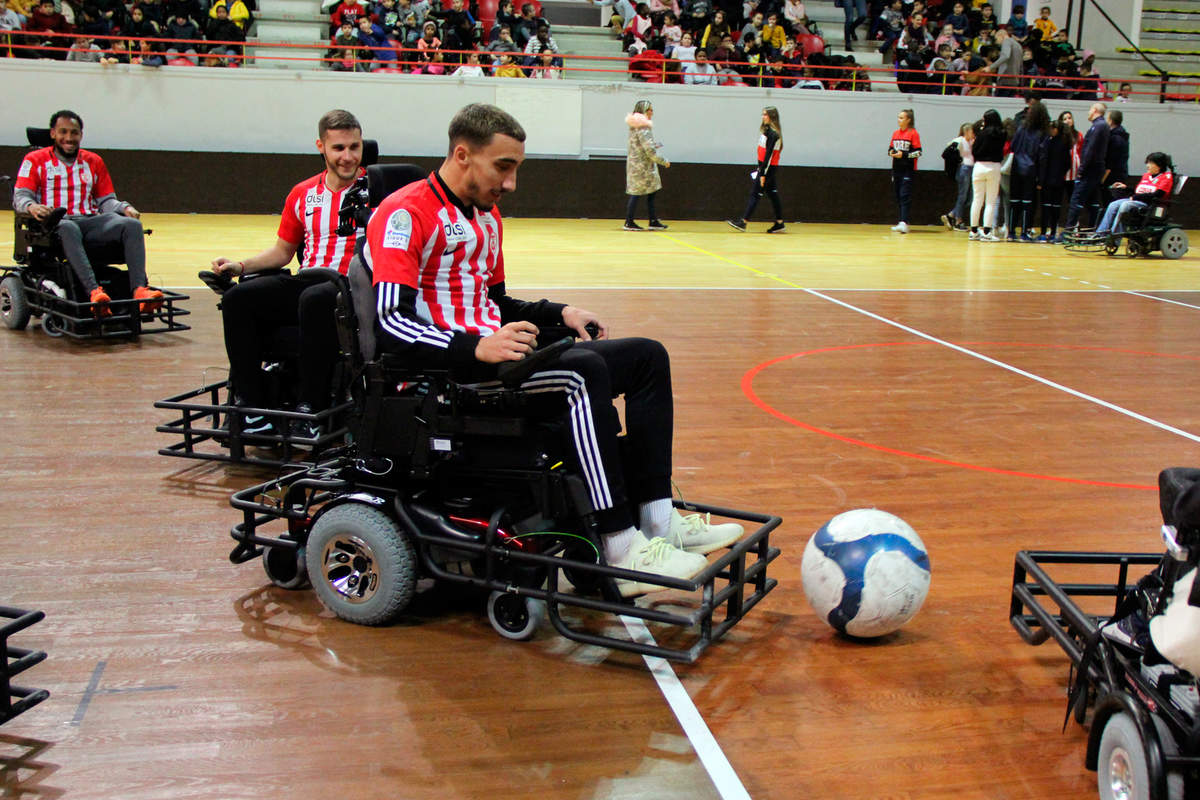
3, 29, 1198, 102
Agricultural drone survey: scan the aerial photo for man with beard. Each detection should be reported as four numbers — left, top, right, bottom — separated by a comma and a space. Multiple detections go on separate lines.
365, 103, 745, 597
13, 109, 162, 313
209, 109, 365, 436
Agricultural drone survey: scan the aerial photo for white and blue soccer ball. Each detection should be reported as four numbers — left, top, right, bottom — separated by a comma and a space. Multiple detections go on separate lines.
801, 508, 931, 638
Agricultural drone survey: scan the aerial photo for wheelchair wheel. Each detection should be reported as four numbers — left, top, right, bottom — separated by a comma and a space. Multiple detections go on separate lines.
262, 542, 310, 590
1126, 238, 1145, 259
0, 276, 31, 331
1160, 228, 1189, 261
487, 590, 545, 641
1103, 239, 1120, 257
41, 314, 64, 338
306, 503, 417, 626
1098, 712, 1150, 800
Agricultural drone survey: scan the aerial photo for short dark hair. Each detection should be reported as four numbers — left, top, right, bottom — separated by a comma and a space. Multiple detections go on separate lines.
1108, 108, 1123, 125
318, 109, 361, 139
447, 104, 526, 154
49, 109, 82, 130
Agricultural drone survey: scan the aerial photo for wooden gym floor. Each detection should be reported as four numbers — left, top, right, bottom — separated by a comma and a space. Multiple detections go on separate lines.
2, 212, 1200, 799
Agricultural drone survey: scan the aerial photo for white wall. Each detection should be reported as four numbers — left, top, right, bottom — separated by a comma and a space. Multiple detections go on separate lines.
4, 60, 1198, 172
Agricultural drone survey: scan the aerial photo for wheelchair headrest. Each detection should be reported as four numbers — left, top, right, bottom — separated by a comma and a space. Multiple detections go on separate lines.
1160, 467, 1200, 535
362, 139, 379, 167
367, 164, 427, 209
1174, 175, 1188, 195
26, 127, 51, 148
347, 256, 377, 362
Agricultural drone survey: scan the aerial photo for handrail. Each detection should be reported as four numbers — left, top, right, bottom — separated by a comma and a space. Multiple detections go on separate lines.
1078, 0, 1171, 103
3, 28, 1198, 101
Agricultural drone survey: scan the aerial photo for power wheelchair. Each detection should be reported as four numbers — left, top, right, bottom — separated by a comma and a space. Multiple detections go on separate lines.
154, 151, 426, 467
1064, 177, 1190, 260
1010, 467, 1200, 799
226, 258, 781, 661
0, 127, 189, 339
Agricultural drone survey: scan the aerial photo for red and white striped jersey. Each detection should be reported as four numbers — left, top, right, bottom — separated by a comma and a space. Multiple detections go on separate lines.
366, 174, 506, 343
15, 147, 115, 216
277, 169, 363, 274
1136, 170, 1173, 197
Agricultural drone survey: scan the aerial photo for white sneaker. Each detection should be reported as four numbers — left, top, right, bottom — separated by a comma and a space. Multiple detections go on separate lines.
669, 510, 744, 554
997, 226, 1008, 239
891, 222, 909, 233
968, 230, 980, 241
979, 232, 1000, 242
610, 531, 708, 597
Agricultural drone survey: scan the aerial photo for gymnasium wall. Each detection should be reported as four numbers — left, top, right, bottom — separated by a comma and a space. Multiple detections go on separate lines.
2, 60, 1196, 225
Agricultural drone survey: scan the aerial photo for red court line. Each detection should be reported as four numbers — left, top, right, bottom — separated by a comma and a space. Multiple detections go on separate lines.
740, 341, 1200, 491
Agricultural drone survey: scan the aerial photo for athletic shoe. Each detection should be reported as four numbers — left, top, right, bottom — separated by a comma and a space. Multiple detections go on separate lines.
89, 287, 112, 317
1035, 234, 1050, 243
241, 413, 276, 437
669, 510, 744, 554
1019, 233, 1036, 243
133, 285, 164, 313
1052, 233, 1065, 244
968, 230, 980, 241
1102, 610, 1151, 652
648, 219, 669, 231
290, 403, 321, 451
979, 232, 1000, 242
997, 226, 1008, 239
610, 532, 708, 598
954, 223, 970, 232
891, 222, 909, 233
940, 214, 954, 230
623, 221, 644, 231
766, 222, 786, 234
726, 218, 747, 232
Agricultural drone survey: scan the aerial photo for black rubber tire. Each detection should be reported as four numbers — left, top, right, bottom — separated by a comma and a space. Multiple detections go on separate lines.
262, 543, 310, 590
1127, 238, 1145, 259
1098, 712, 1149, 800
1, 276, 30, 331
41, 314, 64, 338
1104, 239, 1120, 256
1160, 228, 1188, 260
305, 504, 416, 626
487, 590, 545, 641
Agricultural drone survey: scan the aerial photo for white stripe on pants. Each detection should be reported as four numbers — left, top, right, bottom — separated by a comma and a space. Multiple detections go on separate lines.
971, 161, 1002, 229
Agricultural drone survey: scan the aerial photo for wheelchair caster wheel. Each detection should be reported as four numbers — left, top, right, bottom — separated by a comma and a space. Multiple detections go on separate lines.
487, 590, 545, 641
262, 543, 310, 590
1126, 238, 1145, 259
41, 314, 64, 338
1103, 239, 1119, 256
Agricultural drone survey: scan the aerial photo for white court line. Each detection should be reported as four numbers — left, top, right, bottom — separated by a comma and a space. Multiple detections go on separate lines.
1125, 291, 1200, 311
621, 616, 751, 800
805, 288, 1200, 444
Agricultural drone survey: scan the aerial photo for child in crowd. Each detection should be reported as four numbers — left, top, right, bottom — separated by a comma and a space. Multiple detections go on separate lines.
1034, 5, 1056, 40
660, 10, 682, 54
493, 50, 524, 75
1008, 4, 1029, 42
946, 1, 970, 42
672, 29, 696, 63
878, 0, 904, 53
530, 48, 562, 77
934, 22, 955, 52
761, 12, 786, 54
452, 49, 484, 75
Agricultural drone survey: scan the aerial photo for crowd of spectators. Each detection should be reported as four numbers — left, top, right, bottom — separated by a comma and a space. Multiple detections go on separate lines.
0, 0, 250, 65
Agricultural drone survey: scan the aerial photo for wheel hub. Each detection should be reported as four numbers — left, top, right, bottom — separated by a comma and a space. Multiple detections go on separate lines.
319, 535, 379, 604
1109, 746, 1135, 800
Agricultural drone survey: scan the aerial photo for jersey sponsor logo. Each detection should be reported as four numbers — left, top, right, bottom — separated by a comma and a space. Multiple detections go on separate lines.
443, 220, 469, 244
382, 208, 412, 249
892, 139, 912, 152
304, 190, 331, 214
17, 160, 32, 179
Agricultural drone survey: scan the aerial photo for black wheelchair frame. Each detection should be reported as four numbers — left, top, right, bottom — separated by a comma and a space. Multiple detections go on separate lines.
1, 605, 48, 726
1064, 176, 1190, 261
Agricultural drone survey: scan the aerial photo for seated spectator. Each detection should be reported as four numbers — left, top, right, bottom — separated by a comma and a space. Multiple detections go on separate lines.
166, 0, 202, 24
933, 22, 955, 52
761, 51, 792, 86
975, 3, 996, 38
946, 1, 969, 42
671, 29, 696, 63
898, 11, 929, 53
699, 7, 728, 49
760, 12, 786, 53
877, 0, 903, 54
486, 22, 520, 63
131, 0, 165, 25
329, 0, 366, 35
794, 64, 824, 88
28, 0, 73, 59
782, 0, 805, 32
513, 2, 545, 48
75, 5, 112, 38
530, 47, 561, 76
681, 45, 717, 82
492, 0, 520, 40
1115, 81, 1132, 102
415, 19, 441, 65
647, 0, 679, 25
709, 31, 735, 63
125, 3, 159, 38
928, 42, 958, 92
740, 10, 763, 44
66, 34, 103, 60
523, 22, 557, 56
134, 35, 165, 64
623, 2, 655, 52
93, 0, 126, 32
209, 0, 251, 31
739, 33, 763, 77
164, 10, 200, 64
327, 19, 359, 69
493, 49, 523, 75
1047, 26, 1075, 61
431, 0, 475, 57
102, 37, 129, 62
846, 53, 871, 90
0, 0, 25, 30
1033, 5, 1055, 41
355, 14, 395, 67
452, 48, 484, 74
1008, 4, 1029, 42
1020, 42, 1039, 78
394, 6, 422, 52
205, 3, 244, 64
681, 0, 711, 36
660, 10, 681, 53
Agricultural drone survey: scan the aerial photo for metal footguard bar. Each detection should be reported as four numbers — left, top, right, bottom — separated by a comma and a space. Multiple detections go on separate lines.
1, 605, 48, 725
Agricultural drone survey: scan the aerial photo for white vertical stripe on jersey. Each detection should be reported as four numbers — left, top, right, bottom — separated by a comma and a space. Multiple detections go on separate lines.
414, 221, 441, 328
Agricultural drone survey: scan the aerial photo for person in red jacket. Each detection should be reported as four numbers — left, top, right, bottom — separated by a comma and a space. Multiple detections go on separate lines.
26, 0, 72, 58
887, 108, 923, 233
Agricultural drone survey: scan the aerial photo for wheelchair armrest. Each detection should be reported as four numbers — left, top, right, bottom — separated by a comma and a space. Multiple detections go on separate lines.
198, 269, 236, 296
295, 266, 346, 286
496, 336, 573, 388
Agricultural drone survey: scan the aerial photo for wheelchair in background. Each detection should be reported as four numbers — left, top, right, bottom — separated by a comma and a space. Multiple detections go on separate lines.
1064, 177, 1190, 260
0, 127, 189, 339
226, 257, 781, 661
154, 149, 427, 467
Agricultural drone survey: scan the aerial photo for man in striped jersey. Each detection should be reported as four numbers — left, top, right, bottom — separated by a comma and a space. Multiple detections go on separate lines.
210, 109, 365, 435
365, 103, 743, 597
13, 109, 163, 313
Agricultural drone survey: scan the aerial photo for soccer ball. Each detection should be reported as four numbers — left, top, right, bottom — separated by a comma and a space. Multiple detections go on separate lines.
801, 508, 931, 638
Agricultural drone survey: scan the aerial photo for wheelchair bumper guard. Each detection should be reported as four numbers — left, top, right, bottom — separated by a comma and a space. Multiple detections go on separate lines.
1009, 550, 1200, 791
1, 605, 49, 726
155, 379, 353, 467
228, 460, 781, 663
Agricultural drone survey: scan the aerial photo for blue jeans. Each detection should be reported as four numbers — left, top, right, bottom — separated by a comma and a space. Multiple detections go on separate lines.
1096, 198, 1147, 235
952, 162, 973, 222
842, 0, 867, 44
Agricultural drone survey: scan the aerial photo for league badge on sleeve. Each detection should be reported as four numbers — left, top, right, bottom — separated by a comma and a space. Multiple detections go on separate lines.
383, 209, 412, 249
18, 159, 33, 179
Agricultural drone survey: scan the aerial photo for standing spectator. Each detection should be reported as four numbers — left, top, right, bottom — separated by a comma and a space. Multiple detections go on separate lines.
840, 0, 867, 51
984, 26, 1021, 96
726, 107, 785, 234
1007, 98, 1048, 240
969, 108, 1005, 240
1064, 102, 1109, 231
682, 46, 717, 82
943, 122, 974, 229
1102, 108, 1129, 207
164, 11, 200, 65
623, 100, 670, 231
205, 3, 244, 65
887, 108, 922, 233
